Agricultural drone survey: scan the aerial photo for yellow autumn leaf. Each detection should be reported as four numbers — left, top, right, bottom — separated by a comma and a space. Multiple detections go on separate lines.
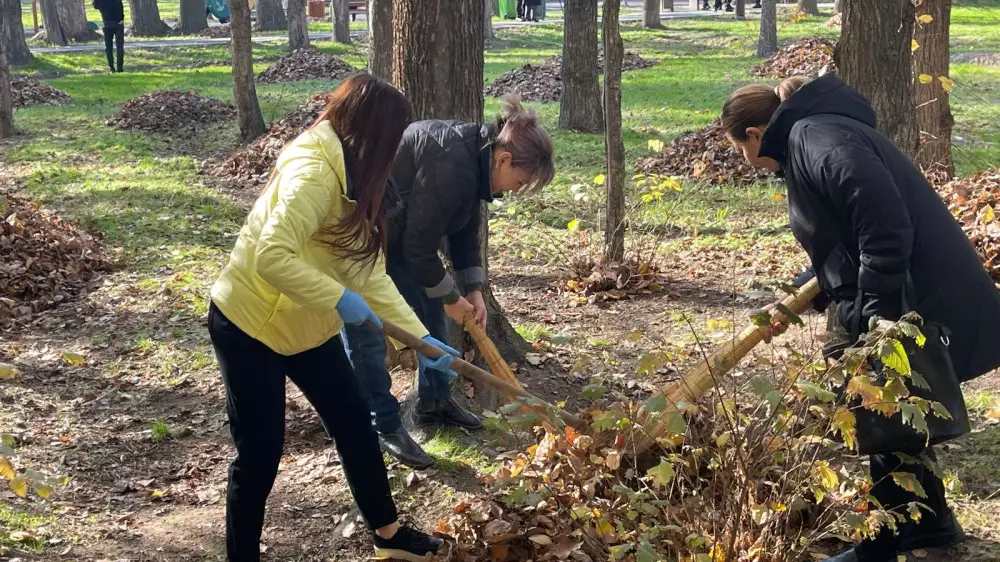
918, 14, 934, 24
847, 375, 882, 406
151, 489, 166, 498
938, 76, 955, 93
10, 476, 28, 497
647, 139, 665, 152
983, 205, 995, 225
567, 218, 580, 231
0, 363, 19, 380
0, 458, 14, 480
62, 352, 85, 366
36, 483, 53, 499
813, 461, 839, 491
918, 74, 933, 85
912, 39, 920, 53
593, 174, 606, 186
771, 192, 785, 202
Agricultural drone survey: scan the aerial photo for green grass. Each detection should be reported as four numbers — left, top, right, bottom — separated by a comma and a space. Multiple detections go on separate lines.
515, 323, 553, 343
423, 428, 499, 474
150, 419, 170, 440
0, 504, 51, 553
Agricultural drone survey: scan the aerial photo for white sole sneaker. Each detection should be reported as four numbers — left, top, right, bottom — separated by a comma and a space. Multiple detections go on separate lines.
373, 547, 436, 561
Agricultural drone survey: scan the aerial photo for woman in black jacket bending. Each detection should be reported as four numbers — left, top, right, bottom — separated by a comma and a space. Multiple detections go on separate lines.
342, 96, 555, 469
722, 74, 1000, 562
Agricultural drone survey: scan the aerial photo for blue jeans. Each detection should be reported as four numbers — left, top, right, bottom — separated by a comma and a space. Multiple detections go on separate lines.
342, 258, 453, 433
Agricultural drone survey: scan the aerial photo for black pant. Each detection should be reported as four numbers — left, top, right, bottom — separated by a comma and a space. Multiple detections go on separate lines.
102, 21, 124, 72
860, 449, 948, 558
208, 303, 397, 562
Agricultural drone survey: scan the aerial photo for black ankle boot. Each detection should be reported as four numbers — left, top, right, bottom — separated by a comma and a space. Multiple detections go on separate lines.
378, 427, 434, 469
415, 398, 482, 430
899, 509, 967, 551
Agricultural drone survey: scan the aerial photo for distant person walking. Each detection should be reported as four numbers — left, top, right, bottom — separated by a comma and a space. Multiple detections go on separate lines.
93, 0, 124, 73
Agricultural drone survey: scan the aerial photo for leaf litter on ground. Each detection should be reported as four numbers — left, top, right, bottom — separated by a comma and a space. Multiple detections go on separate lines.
106, 90, 236, 133
255, 48, 357, 84
485, 51, 656, 102
11, 76, 72, 109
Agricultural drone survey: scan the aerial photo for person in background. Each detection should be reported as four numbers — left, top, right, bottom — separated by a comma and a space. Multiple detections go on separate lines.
208, 75, 455, 562
722, 74, 1000, 561
523, 0, 542, 21
93, 0, 124, 73
342, 96, 555, 469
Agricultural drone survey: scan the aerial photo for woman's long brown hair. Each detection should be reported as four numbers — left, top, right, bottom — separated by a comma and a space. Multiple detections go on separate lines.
314, 74, 413, 266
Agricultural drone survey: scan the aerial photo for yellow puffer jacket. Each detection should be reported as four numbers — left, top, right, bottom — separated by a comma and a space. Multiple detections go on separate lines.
210, 121, 429, 355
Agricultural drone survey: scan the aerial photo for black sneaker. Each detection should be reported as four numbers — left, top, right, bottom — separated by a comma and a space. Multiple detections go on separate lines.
379, 427, 435, 470
373, 524, 443, 562
415, 398, 482, 430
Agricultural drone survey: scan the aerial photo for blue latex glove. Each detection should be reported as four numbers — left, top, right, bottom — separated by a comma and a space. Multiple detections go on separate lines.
419, 335, 460, 377
335, 290, 382, 328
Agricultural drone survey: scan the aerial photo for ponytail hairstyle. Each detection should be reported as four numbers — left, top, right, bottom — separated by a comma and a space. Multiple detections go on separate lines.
313, 74, 413, 266
493, 95, 555, 194
721, 76, 811, 141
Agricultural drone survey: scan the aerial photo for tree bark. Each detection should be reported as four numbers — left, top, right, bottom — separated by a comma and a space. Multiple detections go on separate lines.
369, 0, 392, 80
288, 0, 310, 49
1, 0, 33, 64
643, 0, 661, 28
914, 0, 954, 177
332, 0, 350, 43
559, 0, 602, 132
231, 0, 267, 141
39, 0, 101, 45
756, 0, 777, 57
603, 0, 626, 263
179, 0, 209, 34
798, 0, 818, 16
834, 0, 842, 14
736, 0, 745, 19
839, 0, 918, 157
0, 29, 13, 139
254, 0, 287, 31
128, 0, 172, 36
485, 0, 493, 39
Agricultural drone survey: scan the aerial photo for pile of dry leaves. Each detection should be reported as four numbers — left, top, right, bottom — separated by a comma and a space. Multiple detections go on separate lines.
11, 76, 72, 109
752, 37, 837, 79
936, 170, 1000, 283
485, 51, 656, 101
214, 94, 331, 185
559, 255, 666, 301
256, 49, 357, 84
197, 23, 231, 37
635, 119, 771, 185
106, 90, 236, 133
0, 190, 107, 327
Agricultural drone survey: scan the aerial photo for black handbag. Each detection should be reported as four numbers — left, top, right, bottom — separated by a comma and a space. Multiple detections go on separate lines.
849, 280, 971, 455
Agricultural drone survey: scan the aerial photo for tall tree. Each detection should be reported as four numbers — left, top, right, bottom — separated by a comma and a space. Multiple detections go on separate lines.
231, 0, 267, 141
485, 0, 494, 39
1, 0, 32, 65
332, 0, 350, 43
839, 0, 918, 156
128, 0, 172, 36
0, 29, 13, 139
603, 0, 625, 262
392, 0, 528, 362
798, 0, 819, 16
756, 0, 777, 57
254, 0, 287, 31
736, 0, 745, 19
179, 0, 209, 35
834, 0, 842, 13
38, 0, 100, 45
643, 0, 662, 28
368, 0, 392, 80
559, 0, 602, 132
914, 0, 954, 177
287, 0, 310, 50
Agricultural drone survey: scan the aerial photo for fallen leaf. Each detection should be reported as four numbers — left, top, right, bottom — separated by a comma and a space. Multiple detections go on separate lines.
0, 363, 20, 380
529, 534, 553, 546
61, 352, 85, 366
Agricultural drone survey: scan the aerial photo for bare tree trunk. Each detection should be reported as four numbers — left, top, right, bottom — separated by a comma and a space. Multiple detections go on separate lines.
369, 0, 392, 80
39, 0, 101, 44
0, 31, 13, 139
128, 0, 172, 36
1, 0, 33, 64
914, 0, 954, 177
798, 0, 818, 16
756, 0, 777, 57
179, 0, 209, 34
559, 0, 602, 132
643, 0, 661, 28
603, 0, 625, 263
231, 0, 267, 141
288, 0, 310, 49
37, 0, 68, 45
736, 0, 745, 19
332, 0, 350, 43
484, 0, 493, 39
839, 0, 918, 157
254, 0, 287, 31
834, 0, 842, 13
393, 0, 528, 371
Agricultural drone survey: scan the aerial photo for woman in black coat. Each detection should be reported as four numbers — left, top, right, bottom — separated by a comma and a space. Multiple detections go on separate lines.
722, 74, 1000, 562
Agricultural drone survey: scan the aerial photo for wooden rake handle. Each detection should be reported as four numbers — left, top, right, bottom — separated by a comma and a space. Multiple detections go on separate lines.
378, 318, 586, 429
463, 319, 526, 391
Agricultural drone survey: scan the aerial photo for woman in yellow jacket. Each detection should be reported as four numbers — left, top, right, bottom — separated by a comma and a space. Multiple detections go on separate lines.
208, 75, 452, 562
